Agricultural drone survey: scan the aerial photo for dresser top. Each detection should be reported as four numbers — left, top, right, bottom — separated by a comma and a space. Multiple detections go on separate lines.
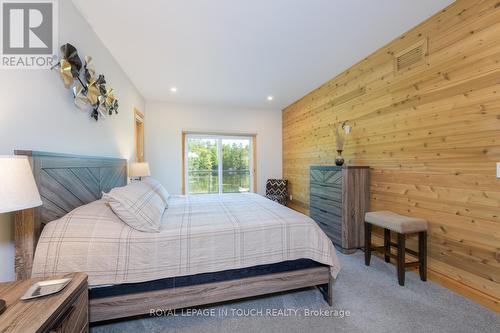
0, 272, 87, 333
310, 165, 369, 170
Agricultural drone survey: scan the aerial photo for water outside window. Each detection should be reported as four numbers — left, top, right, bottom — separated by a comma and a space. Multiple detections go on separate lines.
186, 135, 252, 194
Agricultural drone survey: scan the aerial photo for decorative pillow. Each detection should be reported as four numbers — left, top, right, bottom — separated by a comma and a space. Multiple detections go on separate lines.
102, 182, 165, 232
142, 177, 170, 206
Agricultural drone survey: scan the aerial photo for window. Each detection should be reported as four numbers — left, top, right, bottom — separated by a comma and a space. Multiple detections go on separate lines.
184, 133, 255, 194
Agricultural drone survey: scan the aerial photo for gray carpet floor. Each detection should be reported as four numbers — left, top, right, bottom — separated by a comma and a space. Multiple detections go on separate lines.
91, 252, 500, 333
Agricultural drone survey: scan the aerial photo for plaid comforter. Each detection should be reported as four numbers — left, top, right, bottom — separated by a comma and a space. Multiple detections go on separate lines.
32, 193, 341, 286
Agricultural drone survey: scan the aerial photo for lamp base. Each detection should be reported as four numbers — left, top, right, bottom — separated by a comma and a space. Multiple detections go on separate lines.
0, 299, 6, 315
130, 177, 143, 181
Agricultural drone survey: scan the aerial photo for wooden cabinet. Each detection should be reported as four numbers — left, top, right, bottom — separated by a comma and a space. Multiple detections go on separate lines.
0, 273, 88, 333
310, 166, 370, 254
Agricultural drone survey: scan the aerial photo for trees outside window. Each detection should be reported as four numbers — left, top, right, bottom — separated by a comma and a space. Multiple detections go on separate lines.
185, 135, 253, 194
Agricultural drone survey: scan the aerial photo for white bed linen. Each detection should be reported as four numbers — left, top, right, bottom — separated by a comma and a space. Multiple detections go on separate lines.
32, 193, 341, 286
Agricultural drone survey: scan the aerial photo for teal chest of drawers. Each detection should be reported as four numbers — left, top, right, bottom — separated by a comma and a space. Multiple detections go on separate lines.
309, 165, 370, 254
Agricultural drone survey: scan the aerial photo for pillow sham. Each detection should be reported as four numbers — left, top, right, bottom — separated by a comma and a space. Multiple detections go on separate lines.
142, 177, 170, 206
102, 182, 165, 232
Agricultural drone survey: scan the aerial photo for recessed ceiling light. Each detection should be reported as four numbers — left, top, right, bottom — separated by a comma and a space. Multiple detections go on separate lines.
170, 87, 178, 93
267, 95, 274, 101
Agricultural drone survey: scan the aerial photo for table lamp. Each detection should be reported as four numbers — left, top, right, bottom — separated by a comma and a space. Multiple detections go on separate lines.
0, 156, 42, 315
129, 162, 150, 181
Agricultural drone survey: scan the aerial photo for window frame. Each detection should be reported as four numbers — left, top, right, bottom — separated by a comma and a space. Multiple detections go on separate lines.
183, 133, 256, 194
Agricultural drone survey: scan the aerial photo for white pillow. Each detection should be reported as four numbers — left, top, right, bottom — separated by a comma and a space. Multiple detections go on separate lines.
143, 177, 170, 206
102, 182, 165, 232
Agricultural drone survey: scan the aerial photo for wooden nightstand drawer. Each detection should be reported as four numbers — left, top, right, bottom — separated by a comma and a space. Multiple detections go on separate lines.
49, 288, 88, 333
0, 273, 88, 333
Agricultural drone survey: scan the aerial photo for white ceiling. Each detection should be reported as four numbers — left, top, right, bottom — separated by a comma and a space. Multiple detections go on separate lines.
72, 0, 453, 110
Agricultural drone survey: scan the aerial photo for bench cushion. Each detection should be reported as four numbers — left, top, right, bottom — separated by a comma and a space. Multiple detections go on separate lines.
365, 211, 427, 234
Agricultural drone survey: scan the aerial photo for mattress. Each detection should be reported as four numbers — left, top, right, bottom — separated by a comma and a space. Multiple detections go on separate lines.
32, 193, 341, 286
89, 259, 325, 299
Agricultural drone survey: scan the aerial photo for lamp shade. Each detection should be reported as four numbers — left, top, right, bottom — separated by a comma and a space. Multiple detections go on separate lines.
129, 162, 151, 177
0, 156, 42, 213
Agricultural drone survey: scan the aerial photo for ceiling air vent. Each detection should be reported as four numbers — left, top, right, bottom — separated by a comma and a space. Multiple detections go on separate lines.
394, 39, 427, 73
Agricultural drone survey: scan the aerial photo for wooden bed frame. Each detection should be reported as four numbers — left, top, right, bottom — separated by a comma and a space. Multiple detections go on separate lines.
13, 150, 334, 323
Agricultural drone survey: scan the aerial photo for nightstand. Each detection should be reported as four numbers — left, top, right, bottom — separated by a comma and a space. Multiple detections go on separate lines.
0, 272, 88, 333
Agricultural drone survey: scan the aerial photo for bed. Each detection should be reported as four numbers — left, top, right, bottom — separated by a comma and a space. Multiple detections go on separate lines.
13, 150, 340, 323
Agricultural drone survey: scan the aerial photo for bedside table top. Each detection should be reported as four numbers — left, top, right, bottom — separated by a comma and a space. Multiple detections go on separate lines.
0, 272, 87, 333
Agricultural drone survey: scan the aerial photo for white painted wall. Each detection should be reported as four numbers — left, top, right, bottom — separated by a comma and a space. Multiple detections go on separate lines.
0, 0, 145, 282
145, 102, 282, 196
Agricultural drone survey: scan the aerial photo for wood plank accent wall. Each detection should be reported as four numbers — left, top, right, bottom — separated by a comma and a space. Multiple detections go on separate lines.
283, 0, 500, 309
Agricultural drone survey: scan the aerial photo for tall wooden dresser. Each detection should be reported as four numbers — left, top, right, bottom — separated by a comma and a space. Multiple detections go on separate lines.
309, 165, 370, 254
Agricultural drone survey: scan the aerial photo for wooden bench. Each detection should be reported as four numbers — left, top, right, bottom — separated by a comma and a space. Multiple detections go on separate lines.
364, 211, 428, 286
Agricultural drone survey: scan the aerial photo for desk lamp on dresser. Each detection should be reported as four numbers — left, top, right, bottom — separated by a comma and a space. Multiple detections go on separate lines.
0, 156, 42, 315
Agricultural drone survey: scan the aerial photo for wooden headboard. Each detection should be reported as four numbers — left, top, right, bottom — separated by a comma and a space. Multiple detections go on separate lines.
14, 150, 127, 280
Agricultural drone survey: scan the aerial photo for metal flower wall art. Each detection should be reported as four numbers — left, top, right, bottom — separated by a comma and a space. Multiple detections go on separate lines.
52, 43, 119, 121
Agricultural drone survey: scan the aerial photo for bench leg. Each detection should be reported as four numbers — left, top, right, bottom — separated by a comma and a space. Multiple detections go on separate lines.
397, 233, 405, 286
364, 222, 372, 266
419, 231, 427, 281
384, 228, 391, 263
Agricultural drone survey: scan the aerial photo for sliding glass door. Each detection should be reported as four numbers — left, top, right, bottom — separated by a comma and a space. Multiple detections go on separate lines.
222, 138, 251, 193
186, 137, 219, 194
185, 134, 253, 194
